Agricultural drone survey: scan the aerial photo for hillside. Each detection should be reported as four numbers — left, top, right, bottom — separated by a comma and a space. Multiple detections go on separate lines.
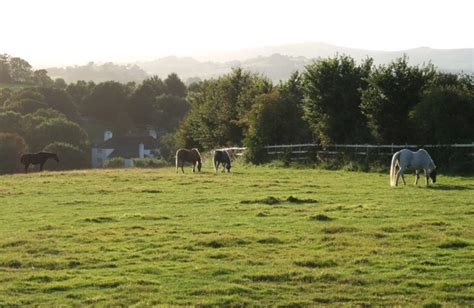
45, 43, 473, 83
1, 166, 473, 305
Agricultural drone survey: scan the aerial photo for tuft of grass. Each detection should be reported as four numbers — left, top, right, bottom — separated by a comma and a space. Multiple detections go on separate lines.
294, 259, 337, 268
310, 214, 333, 221
438, 240, 469, 249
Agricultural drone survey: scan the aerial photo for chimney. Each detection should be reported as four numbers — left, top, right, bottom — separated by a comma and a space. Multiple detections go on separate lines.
104, 130, 113, 141
148, 129, 157, 139
139, 143, 145, 159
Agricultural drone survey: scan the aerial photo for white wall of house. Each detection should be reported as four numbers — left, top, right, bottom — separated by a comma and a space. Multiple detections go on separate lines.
91, 148, 114, 167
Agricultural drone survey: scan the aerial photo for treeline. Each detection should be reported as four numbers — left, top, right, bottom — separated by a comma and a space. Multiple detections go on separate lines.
46, 62, 148, 84
0, 56, 190, 173
178, 56, 474, 163
0, 54, 66, 87
1, 53, 473, 173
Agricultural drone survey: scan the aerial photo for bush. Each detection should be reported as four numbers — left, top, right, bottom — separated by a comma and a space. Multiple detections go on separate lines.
0, 132, 28, 174
103, 157, 125, 168
133, 158, 169, 168
43, 142, 88, 171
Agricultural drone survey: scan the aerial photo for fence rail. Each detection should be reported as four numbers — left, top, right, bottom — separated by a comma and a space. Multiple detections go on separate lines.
215, 143, 474, 160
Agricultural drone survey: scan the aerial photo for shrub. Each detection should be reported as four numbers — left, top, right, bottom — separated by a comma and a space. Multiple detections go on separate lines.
0, 132, 28, 174
43, 142, 88, 171
103, 157, 125, 168
132, 158, 169, 168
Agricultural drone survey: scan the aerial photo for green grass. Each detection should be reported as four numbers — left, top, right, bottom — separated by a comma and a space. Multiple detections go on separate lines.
0, 82, 29, 91
0, 165, 473, 306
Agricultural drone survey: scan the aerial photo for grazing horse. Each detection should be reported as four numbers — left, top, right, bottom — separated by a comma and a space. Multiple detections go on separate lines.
175, 148, 202, 173
20, 152, 59, 173
390, 149, 437, 187
213, 150, 231, 173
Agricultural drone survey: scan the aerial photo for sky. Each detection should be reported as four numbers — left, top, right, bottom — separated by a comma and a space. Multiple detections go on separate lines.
2, 0, 473, 67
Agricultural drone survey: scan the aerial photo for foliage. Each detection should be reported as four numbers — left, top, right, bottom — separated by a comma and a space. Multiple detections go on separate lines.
164, 73, 187, 97
0, 132, 27, 174
0, 167, 473, 305
159, 132, 179, 163
245, 72, 311, 163
410, 84, 474, 144
155, 94, 190, 132
103, 157, 125, 168
132, 157, 169, 168
26, 117, 90, 152
303, 55, 372, 144
127, 76, 165, 125
82, 81, 130, 122
178, 68, 272, 149
43, 142, 88, 171
360, 56, 435, 143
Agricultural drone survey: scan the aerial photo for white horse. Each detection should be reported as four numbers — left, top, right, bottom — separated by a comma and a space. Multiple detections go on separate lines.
390, 149, 437, 187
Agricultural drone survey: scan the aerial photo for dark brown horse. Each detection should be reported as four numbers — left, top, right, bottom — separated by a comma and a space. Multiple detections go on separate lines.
175, 148, 202, 173
20, 152, 59, 173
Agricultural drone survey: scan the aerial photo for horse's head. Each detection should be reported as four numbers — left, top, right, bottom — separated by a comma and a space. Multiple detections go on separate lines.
430, 169, 437, 183
226, 161, 231, 172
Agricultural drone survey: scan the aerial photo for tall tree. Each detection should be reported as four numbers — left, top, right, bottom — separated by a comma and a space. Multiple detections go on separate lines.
82, 81, 129, 122
360, 56, 434, 143
303, 55, 372, 144
9, 57, 33, 84
164, 73, 187, 97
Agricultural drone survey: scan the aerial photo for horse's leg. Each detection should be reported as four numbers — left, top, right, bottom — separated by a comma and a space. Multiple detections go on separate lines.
215, 162, 219, 174
414, 170, 420, 185
424, 170, 429, 187
181, 161, 185, 173
395, 168, 405, 187
176, 158, 179, 173
401, 173, 406, 185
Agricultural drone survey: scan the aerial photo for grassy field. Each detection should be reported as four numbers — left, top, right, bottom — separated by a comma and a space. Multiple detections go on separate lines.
0, 165, 473, 306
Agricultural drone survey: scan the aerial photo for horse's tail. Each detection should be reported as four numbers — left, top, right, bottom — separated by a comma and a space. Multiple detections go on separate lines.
212, 151, 217, 173
175, 149, 180, 172
390, 151, 400, 187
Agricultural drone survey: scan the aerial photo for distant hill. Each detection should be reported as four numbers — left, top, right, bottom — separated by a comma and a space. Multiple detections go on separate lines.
138, 43, 473, 82
46, 43, 473, 83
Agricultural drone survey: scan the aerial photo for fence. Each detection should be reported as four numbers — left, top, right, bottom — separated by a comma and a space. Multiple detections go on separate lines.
215, 143, 474, 172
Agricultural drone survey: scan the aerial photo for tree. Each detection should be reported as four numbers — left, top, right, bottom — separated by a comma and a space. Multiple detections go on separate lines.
0, 133, 28, 174
360, 56, 434, 143
66, 80, 95, 106
244, 72, 311, 163
410, 84, 474, 144
0, 54, 11, 83
37, 87, 78, 120
9, 57, 33, 84
302, 55, 372, 144
177, 68, 271, 149
43, 142, 88, 170
32, 69, 54, 87
127, 76, 165, 125
27, 117, 90, 152
159, 132, 179, 163
0, 111, 24, 134
82, 81, 129, 122
54, 78, 67, 89
154, 94, 190, 132
4, 98, 48, 114
164, 73, 187, 97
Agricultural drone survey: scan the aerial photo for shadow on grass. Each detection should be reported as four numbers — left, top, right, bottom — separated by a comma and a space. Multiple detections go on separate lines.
428, 184, 473, 191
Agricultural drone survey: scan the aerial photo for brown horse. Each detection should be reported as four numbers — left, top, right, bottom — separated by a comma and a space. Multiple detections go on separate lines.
20, 152, 59, 173
175, 148, 202, 173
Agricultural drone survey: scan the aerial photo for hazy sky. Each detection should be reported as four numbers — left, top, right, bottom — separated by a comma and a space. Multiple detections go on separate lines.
2, 0, 473, 67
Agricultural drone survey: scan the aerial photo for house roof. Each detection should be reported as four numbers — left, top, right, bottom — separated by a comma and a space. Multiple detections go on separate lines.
95, 135, 158, 149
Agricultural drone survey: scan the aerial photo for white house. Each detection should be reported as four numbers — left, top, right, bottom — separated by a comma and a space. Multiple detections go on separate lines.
91, 130, 159, 167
